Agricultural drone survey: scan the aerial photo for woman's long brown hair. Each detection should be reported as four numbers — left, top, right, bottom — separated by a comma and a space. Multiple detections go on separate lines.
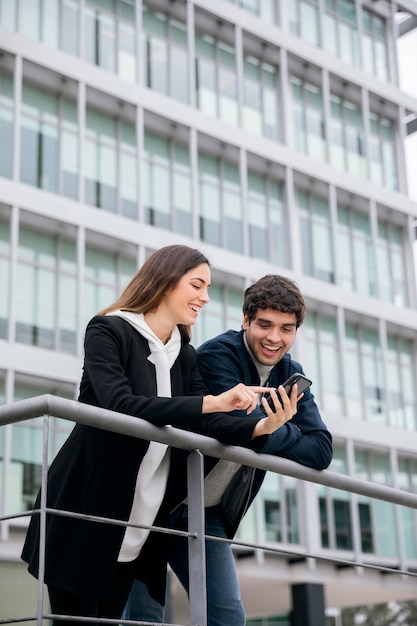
98, 245, 210, 342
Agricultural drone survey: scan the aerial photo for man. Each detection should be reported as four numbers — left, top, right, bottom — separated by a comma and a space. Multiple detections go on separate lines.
123, 274, 332, 625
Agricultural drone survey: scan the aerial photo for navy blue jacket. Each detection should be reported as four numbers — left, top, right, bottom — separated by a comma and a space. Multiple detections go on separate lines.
194, 329, 333, 535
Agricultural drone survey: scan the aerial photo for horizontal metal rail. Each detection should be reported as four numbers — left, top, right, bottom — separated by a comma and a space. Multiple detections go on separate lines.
1, 394, 417, 509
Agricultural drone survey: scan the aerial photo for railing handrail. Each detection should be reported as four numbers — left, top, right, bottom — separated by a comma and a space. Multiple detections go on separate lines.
1, 394, 417, 510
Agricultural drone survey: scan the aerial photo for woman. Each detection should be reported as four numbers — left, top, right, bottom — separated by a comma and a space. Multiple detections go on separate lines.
21, 245, 290, 625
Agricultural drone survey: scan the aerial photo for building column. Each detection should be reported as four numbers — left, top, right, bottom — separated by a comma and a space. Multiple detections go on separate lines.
291, 583, 326, 626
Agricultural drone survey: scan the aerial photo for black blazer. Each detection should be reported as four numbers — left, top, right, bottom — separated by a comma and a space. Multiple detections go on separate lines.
21, 316, 265, 599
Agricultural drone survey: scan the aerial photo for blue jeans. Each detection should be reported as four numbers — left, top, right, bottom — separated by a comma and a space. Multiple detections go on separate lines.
168, 504, 246, 626
121, 579, 164, 622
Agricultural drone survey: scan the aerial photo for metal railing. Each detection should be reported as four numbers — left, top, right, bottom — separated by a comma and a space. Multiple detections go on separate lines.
1, 395, 417, 626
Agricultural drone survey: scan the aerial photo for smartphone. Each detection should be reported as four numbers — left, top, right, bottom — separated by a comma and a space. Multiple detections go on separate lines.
261, 373, 312, 413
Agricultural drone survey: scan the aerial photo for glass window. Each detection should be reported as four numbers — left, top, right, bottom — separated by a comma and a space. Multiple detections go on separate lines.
289, 0, 320, 47
119, 120, 137, 218
20, 82, 78, 198
238, 0, 276, 22
318, 446, 352, 550
243, 55, 279, 141
243, 57, 263, 137
376, 219, 407, 305
355, 450, 397, 557
61, 98, 79, 200
85, 0, 136, 80
195, 32, 238, 126
196, 41, 217, 117
85, 108, 137, 217
324, 0, 358, 67
397, 458, 417, 559
15, 226, 78, 354
223, 161, 242, 253
198, 153, 243, 251
344, 323, 363, 420
0, 0, 17, 30
84, 108, 117, 211
238, 472, 300, 546
143, 132, 192, 235
218, 43, 238, 125
247, 172, 286, 266
248, 172, 267, 258
145, 22, 168, 93
386, 336, 417, 430
16, 229, 56, 351
362, 327, 385, 423
262, 473, 299, 543
15, 0, 79, 54
198, 283, 243, 345
305, 313, 343, 414
85, 4, 116, 72
201, 283, 242, 341
369, 112, 398, 191
0, 72, 14, 179
83, 245, 136, 326
335, 204, 375, 296
20, 83, 59, 193
119, 1, 136, 81
0, 218, 10, 338
300, 0, 320, 46
173, 143, 192, 237
225, 288, 243, 330
57, 239, 78, 353
20, 0, 58, 48
362, 9, 389, 82
199, 283, 224, 344
143, 132, 170, 229
354, 449, 374, 553
344, 323, 386, 423
62, 0, 79, 55
142, 5, 188, 103
298, 190, 334, 282
291, 77, 326, 162
198, 153, 221, 246
330, 94, 365, 178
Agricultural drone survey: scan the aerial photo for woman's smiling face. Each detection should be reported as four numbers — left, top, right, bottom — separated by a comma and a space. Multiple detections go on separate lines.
162, 263, 211, 327
242, 308, 297, 366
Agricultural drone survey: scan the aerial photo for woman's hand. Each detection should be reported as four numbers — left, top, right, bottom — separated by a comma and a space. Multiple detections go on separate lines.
252, 384, 300, 438
202, 383, 270, 415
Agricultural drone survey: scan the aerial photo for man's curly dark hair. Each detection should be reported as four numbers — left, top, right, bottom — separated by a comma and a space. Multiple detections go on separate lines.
243, 275, 306, 328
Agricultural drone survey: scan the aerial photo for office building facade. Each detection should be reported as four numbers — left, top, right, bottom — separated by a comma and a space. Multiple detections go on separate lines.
1, 0, 417, 623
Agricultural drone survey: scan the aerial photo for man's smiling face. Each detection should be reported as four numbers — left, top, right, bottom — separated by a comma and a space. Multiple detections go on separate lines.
242, 308, 297, 366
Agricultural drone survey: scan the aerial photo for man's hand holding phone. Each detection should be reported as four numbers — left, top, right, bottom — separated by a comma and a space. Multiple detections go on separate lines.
260, 373, 312, 415
256, 384, 297, 434
253, 374, 312, 437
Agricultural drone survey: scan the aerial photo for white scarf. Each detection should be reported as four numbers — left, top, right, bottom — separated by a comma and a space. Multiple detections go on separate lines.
107, 311, 181, 562
110, 310, 182, 392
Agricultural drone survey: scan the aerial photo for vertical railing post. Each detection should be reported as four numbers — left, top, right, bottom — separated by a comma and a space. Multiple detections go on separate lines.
36, 414, 50, 626
187, 449, 207, 626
